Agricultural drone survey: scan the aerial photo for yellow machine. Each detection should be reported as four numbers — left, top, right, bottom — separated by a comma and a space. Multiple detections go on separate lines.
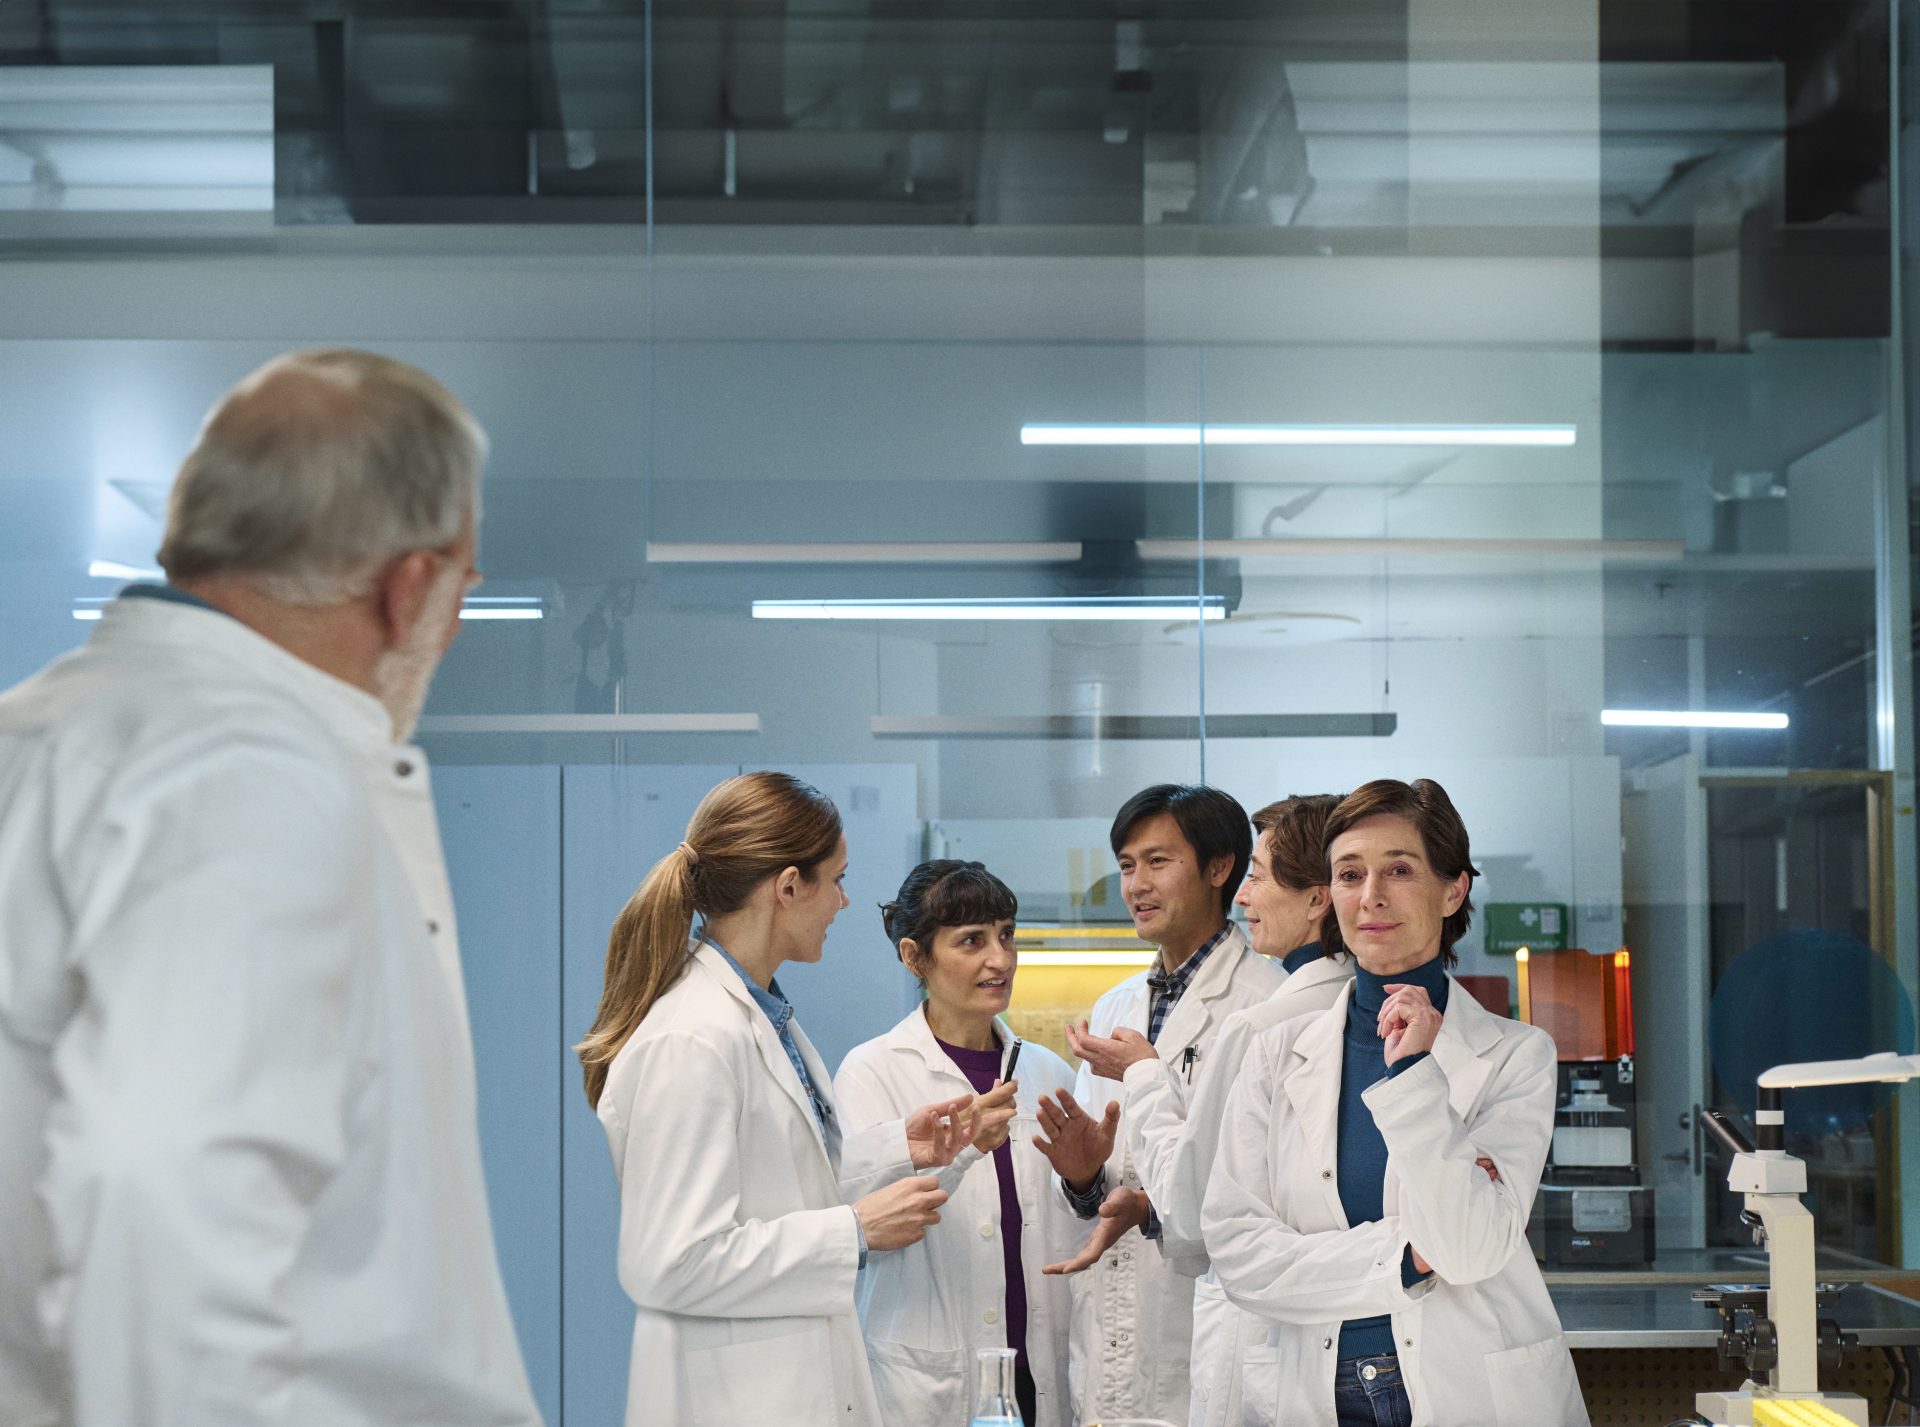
1005, 925, 1153, 1058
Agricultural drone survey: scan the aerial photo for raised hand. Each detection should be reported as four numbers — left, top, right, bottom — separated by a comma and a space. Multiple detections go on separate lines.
1031, 1089, 1119, 1191
969, 1079, 1019, 1154
904, 1093, 979, 1169
1066, 1020, 1158, 1082
1378, 982, 1443, 1065
1042, 1187, 1151, 1275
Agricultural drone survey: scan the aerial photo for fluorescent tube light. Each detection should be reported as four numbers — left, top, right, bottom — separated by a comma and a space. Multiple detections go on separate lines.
88, 560, 164, 580
459, 597, 544, 621
72, 609, 103, 621
1601, 709, 1788, 730
1018, 950, 1158, 968
753, 597, 1227, 622
1021, 423, 1578, 448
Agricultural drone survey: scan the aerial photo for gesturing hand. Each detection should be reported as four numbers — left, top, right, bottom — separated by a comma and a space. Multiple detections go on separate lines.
1066, 1021, 1158, 1082
905, 1093, 979, 1169
1031, 1089, 1119, 1192
1378, 983, 1444, 1066
1042, 1187, 1151, 1275
969, 1079, 1019, 1154
855, 1175, 948, 1252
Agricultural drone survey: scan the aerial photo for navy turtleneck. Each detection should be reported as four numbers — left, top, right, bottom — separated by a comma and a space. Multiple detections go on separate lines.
1281, 941, 1323, 975
1336, 954, 1451, 1359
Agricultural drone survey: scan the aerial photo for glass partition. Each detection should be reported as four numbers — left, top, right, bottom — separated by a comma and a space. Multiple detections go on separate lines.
3, 0, 1916, 1420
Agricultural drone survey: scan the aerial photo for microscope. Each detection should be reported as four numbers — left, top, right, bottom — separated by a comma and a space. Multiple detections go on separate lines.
1694, 1052, 1920, 1427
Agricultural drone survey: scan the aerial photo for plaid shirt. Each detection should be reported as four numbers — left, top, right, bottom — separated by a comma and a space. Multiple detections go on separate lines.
1145, 923, 1231, 1045
1063, 923, 1236, 1220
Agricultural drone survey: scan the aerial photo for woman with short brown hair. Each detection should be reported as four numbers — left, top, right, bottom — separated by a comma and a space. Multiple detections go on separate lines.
1203, 778, 1587, 1427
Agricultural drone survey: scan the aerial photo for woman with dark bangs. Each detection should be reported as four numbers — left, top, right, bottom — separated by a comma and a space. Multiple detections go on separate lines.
834, 861, 1088, 1427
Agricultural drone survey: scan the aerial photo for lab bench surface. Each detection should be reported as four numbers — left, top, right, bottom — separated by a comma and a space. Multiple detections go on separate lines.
1544, 1248, 1903, 1288
1552, 1282, 1920, 1349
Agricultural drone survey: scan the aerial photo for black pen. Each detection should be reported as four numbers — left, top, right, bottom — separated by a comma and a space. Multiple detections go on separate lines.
1003, 1037, 1023, 1085
1182, 1046, 1198, 1082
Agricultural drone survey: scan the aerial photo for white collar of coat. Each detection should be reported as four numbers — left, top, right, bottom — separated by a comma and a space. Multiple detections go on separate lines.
884, 1001, 1017, 1081
94, 591, 394, 752
689, 938, 839, 1160
1277, 949, 1356, 998
1288, 968, 1503, 1122
1151, 922, 1256, 1052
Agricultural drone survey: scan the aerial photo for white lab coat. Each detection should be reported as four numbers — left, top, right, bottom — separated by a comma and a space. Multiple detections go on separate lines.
1202, 978, 1590, 1427
1064, 924, 1283, 1426
0, 595, 540, 1427
834, 1007, 1087, 1427
1121, 951, 1355, 1427
597, 939, 916, 1427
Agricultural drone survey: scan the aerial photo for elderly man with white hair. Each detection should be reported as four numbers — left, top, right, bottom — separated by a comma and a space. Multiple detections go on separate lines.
0, 350, 542, 1427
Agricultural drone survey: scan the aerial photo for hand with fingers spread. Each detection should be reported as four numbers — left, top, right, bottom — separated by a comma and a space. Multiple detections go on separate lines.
1409, 1157, 1500, 1274
1032, 1089, 1120, 1192
1377, 982, 1444, 1065
854, 1175, 949, 1252
968, 1079, 1019, 1154
1042, 1186, 1151, 1275
1066, 1020, 1158, 1082
904, 1092, 979, 1169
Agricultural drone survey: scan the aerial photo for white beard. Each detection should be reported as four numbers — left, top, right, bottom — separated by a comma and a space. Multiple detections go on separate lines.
373, 562, 465, 742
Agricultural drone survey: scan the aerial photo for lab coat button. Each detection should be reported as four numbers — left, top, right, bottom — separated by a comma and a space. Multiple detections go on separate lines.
1322, 1338, 1333, 1350
1403, 1338, 1413, 1348
984, 1310, 999, 1326
1321, 1169, 1332, 1179
394, 760, 414, 778
979, 1223, 994, 1239
427, 919, 440, 935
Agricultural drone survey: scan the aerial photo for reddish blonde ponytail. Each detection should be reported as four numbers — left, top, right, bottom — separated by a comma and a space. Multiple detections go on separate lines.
574, 771, 841, 1107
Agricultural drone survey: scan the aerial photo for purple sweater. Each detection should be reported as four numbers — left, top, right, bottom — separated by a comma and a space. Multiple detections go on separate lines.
934, 1035, 1029, 1382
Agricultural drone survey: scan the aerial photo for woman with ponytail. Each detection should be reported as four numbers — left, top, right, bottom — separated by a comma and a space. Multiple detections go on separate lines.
578, 772, 1016, 1427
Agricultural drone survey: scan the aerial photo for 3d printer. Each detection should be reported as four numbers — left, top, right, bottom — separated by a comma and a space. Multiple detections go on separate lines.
1520, 946, 1656, 1267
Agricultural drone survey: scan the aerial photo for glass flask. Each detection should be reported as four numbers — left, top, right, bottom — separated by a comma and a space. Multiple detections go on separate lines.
968, 1346, 1022, 1426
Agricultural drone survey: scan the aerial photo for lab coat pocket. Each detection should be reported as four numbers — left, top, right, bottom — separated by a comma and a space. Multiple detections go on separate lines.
687, 1323, 836, 1427
867, 1338, 970, 1427
1484, 1332, 1580, 1427
1235, 1329, 1281, 1427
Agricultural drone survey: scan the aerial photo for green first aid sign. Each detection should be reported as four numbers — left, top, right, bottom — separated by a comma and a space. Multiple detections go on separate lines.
1484, 902, 1570, 954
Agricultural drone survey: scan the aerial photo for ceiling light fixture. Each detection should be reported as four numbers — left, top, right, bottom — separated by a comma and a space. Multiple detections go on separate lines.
753, 597, 1227, 622
459, 597, 544, 622
1601, 709, 1788, 730
87, 560, 164, 580
1021, 423, 1578, 448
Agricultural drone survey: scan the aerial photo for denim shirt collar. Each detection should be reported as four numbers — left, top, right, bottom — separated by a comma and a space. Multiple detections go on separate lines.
705, 934, 794, 1033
